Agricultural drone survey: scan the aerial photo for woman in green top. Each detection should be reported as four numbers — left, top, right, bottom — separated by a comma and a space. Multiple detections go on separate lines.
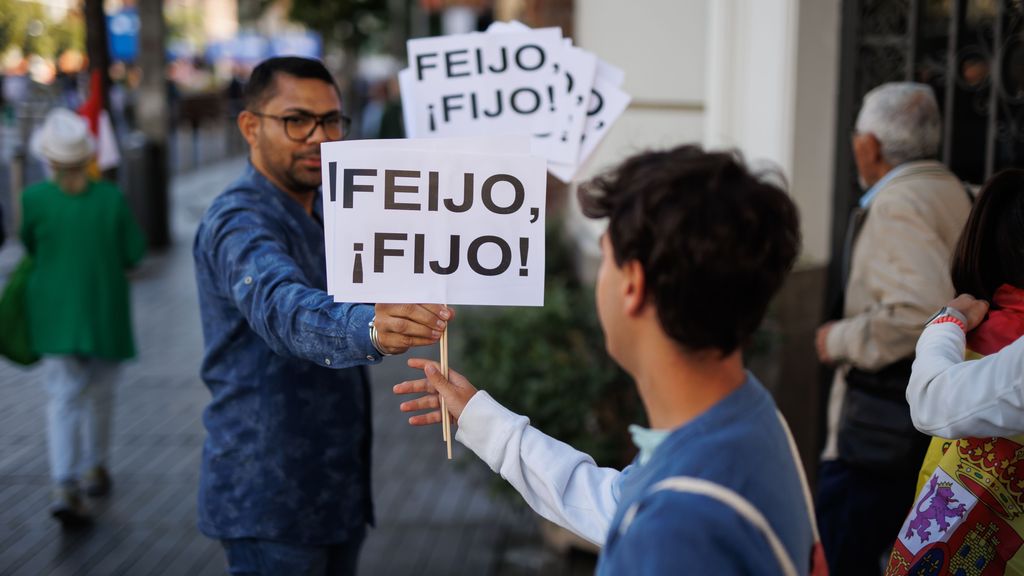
21, 108, 146, 526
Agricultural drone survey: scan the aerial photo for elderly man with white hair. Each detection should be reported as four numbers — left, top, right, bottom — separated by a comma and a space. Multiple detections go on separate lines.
813, 82, 973, 575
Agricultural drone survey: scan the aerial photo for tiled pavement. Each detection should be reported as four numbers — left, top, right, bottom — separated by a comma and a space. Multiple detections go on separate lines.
0, 157, 574, 575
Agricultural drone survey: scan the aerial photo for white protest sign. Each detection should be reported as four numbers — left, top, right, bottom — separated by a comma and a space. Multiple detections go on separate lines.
321, 136, 534, 255
398, 68, 418, 138
321, 142, 547, 306
548, 157, 578, 184
549, 75, 631, 182
336, 135, 532, 154
399, 22, 630, 182
597, 59, 625, 88
482, 24, 590, 165
486, 20, 524, 33
405, 28, 562, 141
552, 46, 597, 167
579, 77, 631, 163
321, 136, 533, 269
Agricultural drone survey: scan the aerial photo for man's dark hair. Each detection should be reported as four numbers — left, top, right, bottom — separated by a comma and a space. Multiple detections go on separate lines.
951, 169, 1024, 304
578, 145, 801, 356
244, 57, 341, 111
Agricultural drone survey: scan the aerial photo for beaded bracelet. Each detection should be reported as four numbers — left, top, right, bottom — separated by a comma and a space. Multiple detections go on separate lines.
930, 315, 966, 332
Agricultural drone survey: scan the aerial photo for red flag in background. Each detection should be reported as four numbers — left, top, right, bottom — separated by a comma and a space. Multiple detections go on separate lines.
78, 68, 120, 172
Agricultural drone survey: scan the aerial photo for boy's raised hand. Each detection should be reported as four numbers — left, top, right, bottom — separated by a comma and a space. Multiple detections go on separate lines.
393, 358, 478, 426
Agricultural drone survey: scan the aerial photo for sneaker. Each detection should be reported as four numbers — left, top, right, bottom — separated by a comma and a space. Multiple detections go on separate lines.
82, 466, 112, 497
50, 483, 91, 528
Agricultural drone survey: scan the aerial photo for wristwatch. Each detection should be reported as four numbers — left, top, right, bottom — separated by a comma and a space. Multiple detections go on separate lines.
925, 306, 968, 331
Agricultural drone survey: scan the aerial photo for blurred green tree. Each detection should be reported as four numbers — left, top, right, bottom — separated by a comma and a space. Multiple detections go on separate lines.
0, 0, 43, 56
51, 11, 86, 57
165, 4, 204, 48
0, 0, 82, 59
0, 0, 22, 54
280, 0, 391, 51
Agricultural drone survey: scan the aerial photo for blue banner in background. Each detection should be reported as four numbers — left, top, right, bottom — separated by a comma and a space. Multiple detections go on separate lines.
270, 31, 322, 59
204, 31, 322, 64
202, 34, 267, 64
111, 18, 322, 65
107, 9, 139, 62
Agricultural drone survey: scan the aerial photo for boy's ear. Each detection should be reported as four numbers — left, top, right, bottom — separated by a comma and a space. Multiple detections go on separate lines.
622, 259, 647, 316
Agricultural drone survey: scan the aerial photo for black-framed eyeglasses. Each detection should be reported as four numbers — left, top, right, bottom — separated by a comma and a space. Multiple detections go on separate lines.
250, 110, 351, 142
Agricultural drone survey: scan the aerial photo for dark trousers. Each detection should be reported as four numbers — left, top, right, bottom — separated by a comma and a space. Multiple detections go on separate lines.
816, 459, 919, 576
221, 533, 365, 576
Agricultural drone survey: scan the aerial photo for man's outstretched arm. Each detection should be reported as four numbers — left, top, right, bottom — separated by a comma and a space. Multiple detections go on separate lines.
395, 359, 622, 546
200, 203, 450, 366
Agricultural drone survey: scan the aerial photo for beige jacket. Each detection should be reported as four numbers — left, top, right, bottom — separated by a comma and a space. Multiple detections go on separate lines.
821, 160, 972, 460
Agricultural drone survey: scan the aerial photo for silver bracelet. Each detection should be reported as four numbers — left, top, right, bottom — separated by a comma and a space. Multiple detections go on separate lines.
368, 317, 392, 356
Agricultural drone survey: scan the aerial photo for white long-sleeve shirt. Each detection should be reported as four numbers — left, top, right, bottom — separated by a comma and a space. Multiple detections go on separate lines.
455, 391, 623, 545
455, 378, 817, 575
907, 323, 1024, 438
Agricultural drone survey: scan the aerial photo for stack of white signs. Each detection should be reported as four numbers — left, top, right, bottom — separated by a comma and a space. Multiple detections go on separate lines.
320, 136, 548, 307
398, 21, 631, 183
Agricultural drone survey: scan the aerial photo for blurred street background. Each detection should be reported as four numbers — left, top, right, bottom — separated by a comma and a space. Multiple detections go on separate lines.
0, 156, 592, 575
4, 0, 1024, 574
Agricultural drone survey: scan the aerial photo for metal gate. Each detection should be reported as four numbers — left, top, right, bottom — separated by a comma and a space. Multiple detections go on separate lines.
828, 0, 1024, 306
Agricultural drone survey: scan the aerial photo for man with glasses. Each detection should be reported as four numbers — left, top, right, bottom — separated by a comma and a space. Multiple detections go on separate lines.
193, 57, 451, 575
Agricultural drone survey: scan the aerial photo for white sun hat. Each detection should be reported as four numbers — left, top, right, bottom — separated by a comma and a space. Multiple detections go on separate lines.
31, 108, 95, 166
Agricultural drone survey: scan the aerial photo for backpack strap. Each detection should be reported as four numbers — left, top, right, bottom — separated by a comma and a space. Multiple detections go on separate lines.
774, 409, 822, 546
619, 476, 799, 576
617, 410, 825, 576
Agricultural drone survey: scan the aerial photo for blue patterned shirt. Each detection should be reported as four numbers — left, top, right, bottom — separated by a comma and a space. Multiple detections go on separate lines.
193, 162, 382, 545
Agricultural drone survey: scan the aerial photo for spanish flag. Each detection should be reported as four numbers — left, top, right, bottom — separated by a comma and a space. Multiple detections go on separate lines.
78, 68, 121, 174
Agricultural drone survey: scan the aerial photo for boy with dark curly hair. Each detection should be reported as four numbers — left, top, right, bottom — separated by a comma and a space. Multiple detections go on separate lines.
395, 145, 821, 575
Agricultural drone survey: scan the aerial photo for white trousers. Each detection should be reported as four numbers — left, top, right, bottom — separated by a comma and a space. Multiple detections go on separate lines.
44, 356, 120, 485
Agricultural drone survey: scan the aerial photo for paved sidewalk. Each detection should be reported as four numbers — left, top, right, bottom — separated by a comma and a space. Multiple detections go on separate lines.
0, 158, 555, 575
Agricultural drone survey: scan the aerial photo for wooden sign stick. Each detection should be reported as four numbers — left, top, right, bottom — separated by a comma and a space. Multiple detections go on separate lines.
440, 324, 453, 459
440, 333, 447, 444
440, 333, 448, 444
